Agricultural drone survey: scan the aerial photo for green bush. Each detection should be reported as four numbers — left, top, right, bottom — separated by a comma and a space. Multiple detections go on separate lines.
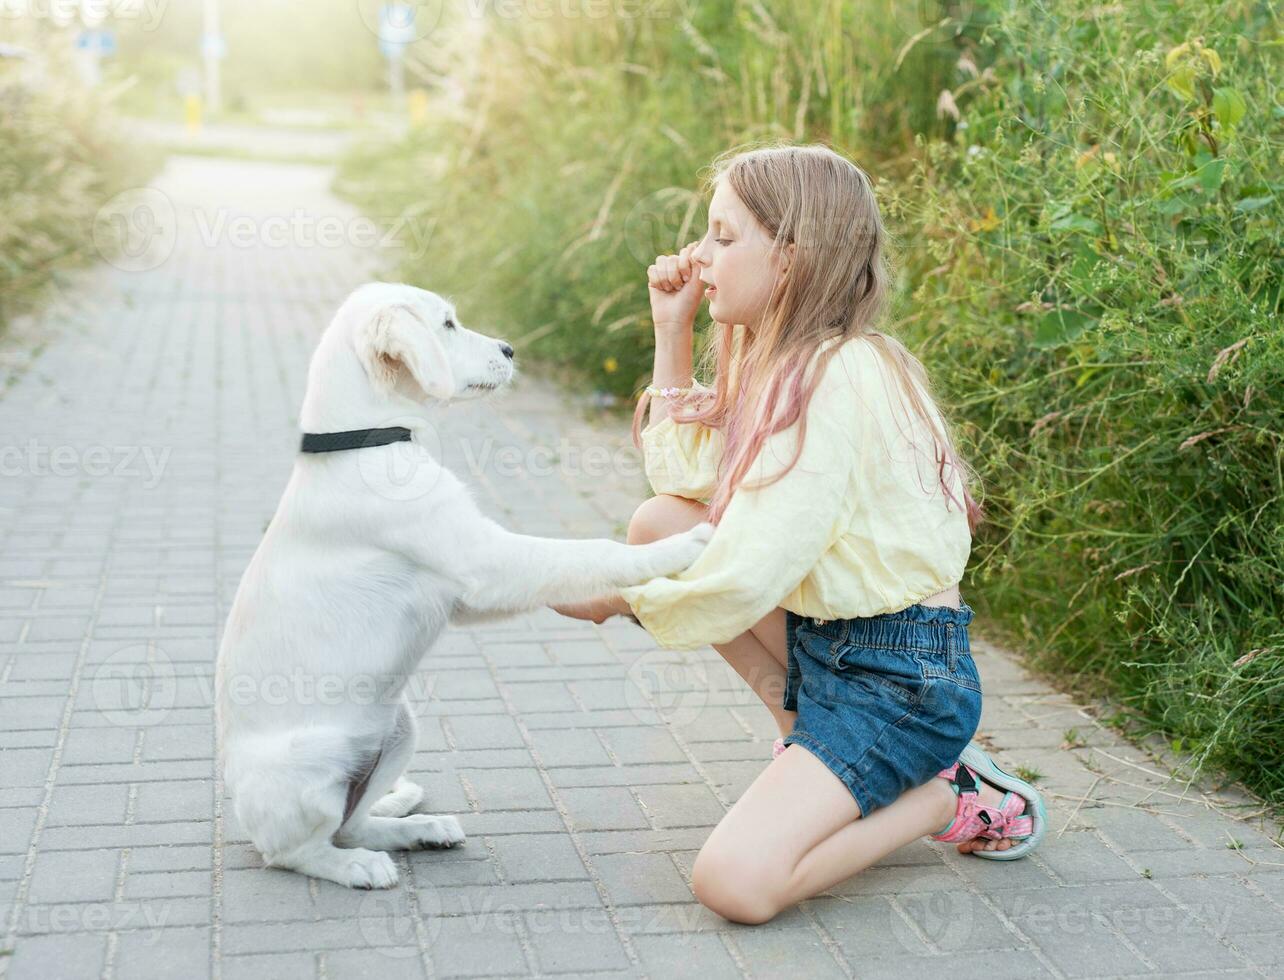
890, 0, 1282, 803
338, 0, 1283, 807
0, 48, 158, 326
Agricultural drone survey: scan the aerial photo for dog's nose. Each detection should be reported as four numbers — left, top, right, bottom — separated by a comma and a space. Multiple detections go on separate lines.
499, 342, 514, 360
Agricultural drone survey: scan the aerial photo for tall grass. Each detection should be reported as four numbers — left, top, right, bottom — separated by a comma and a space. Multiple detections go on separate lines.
891, 0, 1283, 802
0, 39, 158, 326
338, 0, 1284, 807
336, 0, 969, 388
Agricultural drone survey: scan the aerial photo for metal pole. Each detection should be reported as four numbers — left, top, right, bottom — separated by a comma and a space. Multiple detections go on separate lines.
389, 52, 405, 117
203, 0, 221, 115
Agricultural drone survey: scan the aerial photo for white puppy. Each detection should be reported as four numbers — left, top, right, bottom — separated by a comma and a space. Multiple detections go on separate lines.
215, 282, 711, 889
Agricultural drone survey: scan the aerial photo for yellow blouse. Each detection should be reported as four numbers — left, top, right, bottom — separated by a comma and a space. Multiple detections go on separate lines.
618, 333, 972, 650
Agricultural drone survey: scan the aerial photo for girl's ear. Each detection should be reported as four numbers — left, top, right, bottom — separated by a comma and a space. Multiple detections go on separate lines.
781, 241, 797, 277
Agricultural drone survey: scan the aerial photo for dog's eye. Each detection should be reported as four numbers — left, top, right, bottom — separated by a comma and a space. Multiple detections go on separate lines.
444, 319, 456, 331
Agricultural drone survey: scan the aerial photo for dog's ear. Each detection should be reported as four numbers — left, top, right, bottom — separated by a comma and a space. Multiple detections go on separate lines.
357, 303, 454, 401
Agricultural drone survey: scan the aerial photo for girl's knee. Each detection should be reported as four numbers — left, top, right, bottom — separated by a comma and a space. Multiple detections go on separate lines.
690, 843, 784, 925
627, 493, 707, 545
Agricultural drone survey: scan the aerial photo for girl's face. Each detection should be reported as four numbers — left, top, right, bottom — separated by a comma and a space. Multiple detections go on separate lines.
691, 181, 790, 330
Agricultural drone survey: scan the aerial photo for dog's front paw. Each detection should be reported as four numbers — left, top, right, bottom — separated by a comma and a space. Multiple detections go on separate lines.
686, 521, 715, 546
404, 814, 466, 850
346, 850, 399, 890
642, 521, 716, 578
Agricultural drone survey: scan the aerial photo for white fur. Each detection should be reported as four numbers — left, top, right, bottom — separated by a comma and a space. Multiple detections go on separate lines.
215, 282, 711, 889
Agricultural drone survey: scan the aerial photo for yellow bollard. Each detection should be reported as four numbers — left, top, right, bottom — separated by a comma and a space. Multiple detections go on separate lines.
185, 94, 203, 135
408, 88, 428, 127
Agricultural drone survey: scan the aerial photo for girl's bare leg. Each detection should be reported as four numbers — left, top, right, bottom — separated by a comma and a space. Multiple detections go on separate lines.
691, 739, 968, 923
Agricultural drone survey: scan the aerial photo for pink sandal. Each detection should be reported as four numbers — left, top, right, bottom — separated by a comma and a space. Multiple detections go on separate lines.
929, 754, 1039, 858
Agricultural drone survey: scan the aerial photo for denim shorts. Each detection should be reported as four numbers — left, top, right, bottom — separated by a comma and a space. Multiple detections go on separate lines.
781, 600, 983, 817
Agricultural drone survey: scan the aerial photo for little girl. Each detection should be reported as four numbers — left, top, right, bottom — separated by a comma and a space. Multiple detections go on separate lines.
553, 143, 1046, 925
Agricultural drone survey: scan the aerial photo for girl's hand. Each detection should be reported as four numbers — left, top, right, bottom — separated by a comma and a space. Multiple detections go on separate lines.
648, 241, 704, 336
550, 596, 620, 624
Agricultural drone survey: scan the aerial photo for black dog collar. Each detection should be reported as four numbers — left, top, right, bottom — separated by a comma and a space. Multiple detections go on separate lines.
299, 426, 414, 454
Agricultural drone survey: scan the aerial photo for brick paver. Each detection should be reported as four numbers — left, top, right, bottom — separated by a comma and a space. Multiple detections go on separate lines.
1, 154, 1281, 979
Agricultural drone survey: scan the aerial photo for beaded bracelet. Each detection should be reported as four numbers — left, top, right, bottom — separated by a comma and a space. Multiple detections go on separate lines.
644, 383, 695, 399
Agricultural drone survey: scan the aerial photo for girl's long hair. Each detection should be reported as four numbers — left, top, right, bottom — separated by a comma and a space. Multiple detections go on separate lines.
629, 142, 983, 533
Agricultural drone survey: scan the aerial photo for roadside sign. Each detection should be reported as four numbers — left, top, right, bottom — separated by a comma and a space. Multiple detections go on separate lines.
75, 30, 116, 56
201, 33, 227, 60
378, 3, 415, 59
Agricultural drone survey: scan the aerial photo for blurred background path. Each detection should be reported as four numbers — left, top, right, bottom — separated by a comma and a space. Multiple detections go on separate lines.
0, 147, 1281, 979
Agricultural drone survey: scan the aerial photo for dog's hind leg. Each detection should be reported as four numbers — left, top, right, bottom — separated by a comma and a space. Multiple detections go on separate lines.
227, 731, 400, 889
344, 812, 466, 851
369, 777, 425, 818
336, 700, 466, 852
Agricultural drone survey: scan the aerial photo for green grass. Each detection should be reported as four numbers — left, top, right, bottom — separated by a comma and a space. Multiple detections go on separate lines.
0, 53, 161, 328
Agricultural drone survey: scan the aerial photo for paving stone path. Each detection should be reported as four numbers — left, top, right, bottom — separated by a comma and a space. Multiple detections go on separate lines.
1, 155, 1281, 979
